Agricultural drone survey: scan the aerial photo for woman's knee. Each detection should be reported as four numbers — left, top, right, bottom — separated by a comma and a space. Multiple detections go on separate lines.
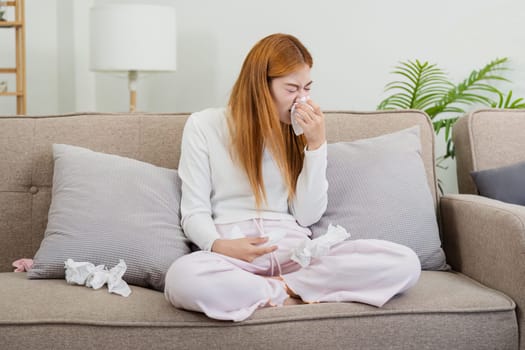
165, 254, 192, 286
164, 253, 211, 307
395, 244, 421, 291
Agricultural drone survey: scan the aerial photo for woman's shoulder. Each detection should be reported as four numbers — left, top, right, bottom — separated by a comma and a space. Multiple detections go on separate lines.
185, 107, 229, 140
188, 107, 227, 128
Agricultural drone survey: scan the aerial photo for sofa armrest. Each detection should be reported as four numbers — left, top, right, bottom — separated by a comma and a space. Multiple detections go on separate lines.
441, 193, 525, 281
441, 194, 525, 330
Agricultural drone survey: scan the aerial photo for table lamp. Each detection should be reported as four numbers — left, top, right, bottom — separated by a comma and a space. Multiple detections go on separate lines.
90, 4, 176, 112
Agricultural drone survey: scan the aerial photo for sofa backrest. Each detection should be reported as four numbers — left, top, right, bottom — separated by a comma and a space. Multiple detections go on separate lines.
0, 110, 437, 272
453, 109, 525, 194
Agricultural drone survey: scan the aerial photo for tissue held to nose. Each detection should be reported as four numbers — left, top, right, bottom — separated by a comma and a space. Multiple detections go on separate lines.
290, 96, 313, 136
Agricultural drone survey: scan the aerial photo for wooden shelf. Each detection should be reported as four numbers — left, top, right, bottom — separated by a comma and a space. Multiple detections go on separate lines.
0, 21, 23, 27
0, 0, 25, 114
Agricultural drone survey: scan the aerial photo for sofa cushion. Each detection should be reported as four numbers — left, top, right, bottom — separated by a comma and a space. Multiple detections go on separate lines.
471, 160, 525, 205
27, 144, 191, 291
310, 126, 447, 270
0, 271, 516, 349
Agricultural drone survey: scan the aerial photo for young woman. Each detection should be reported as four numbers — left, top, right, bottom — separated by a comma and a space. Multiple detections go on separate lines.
164, 33, 420, 321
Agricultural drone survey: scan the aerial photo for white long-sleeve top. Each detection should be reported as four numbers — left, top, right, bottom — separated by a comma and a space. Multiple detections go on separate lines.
178, 108, 328, 251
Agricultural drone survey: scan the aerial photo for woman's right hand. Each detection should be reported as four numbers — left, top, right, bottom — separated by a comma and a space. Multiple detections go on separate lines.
294, 99, 326, 151
211, 237, 278, 262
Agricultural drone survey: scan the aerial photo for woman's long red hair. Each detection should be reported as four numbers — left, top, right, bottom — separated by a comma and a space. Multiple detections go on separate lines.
227, 33, 313, 209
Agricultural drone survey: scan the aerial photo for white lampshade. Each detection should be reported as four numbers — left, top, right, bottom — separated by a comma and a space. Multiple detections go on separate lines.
90, 4, 176, 72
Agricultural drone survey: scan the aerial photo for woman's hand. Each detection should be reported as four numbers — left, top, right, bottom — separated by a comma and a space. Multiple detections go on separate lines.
211, 237, 278, 262
294, 100, 326, 150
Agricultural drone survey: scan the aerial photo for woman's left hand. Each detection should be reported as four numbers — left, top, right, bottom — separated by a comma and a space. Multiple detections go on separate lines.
294, 100, 326, 150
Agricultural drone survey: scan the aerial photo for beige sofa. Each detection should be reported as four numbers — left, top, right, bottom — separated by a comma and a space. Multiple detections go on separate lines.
452, 108, 525, 349
0, 111, 518, 349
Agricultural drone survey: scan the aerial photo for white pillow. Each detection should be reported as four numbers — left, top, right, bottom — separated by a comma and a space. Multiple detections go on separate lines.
310, 126, 447, 270
28, 144, 191, 291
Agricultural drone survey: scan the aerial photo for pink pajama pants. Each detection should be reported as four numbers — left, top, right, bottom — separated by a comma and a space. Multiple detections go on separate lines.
164, 219, 421, 322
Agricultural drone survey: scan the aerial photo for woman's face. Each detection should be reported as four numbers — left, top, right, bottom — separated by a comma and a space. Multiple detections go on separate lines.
270, 64, 312, 125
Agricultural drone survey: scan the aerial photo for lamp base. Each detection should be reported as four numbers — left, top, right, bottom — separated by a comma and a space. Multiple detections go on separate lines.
128, 70, 138, 112
130, 90, 137, 112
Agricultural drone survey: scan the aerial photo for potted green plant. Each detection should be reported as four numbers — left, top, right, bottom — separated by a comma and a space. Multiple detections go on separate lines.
377, 57, 525, 191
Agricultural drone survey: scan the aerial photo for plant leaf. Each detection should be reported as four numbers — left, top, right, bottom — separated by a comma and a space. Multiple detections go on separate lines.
378, 59, 448, 111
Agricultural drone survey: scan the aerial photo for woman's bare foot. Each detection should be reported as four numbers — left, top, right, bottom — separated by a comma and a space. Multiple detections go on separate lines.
283, 297, 304, 305
268, 276, 303, 303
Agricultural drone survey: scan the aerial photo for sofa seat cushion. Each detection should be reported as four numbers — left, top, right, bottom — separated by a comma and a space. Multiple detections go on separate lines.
0, 271, 517, 350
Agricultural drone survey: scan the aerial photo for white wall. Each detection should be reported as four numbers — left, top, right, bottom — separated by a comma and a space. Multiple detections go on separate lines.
1, 0, 525, 193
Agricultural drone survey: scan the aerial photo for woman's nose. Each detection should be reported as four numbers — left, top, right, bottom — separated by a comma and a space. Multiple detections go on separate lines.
295, 93, 309, 102
296, 90, 308, 98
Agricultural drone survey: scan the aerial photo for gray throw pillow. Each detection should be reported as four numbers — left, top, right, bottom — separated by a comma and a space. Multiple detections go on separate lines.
471, 161, 525, 205
28, 144, 191, 291
310, 126, 447, 270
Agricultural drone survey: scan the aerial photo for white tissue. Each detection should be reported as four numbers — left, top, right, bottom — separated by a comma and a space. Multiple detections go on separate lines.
260, 229, 287, 247
85, 265, 109, 289
65, 259, 98, 285
290, 224, 351, 267
290, 96, 313, 136
64, 258, 132, 297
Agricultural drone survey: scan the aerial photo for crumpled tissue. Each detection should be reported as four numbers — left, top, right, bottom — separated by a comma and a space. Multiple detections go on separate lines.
290, 224, 351, 267
64, 259, 132, 297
